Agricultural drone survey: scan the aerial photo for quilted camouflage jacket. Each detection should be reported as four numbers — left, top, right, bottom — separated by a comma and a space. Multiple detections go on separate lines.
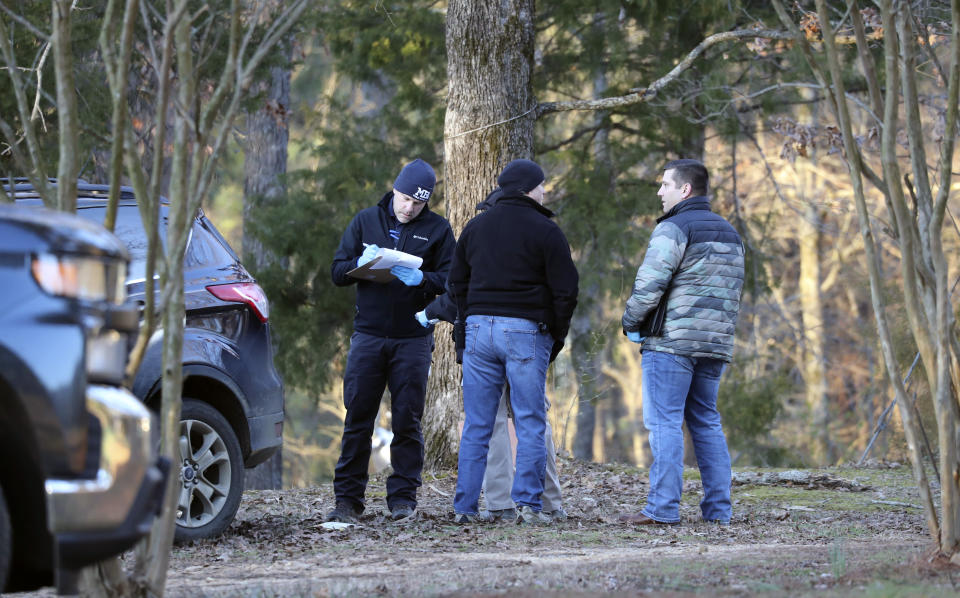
622, 196, 744, 362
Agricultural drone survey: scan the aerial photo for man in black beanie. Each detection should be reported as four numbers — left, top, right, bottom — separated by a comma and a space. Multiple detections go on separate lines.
329, 158, 456, 522
448, 158, 579, 525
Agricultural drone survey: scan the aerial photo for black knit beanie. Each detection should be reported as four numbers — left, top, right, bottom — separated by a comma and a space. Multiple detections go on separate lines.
497, 159, 545, 197
393, 158, 436, 201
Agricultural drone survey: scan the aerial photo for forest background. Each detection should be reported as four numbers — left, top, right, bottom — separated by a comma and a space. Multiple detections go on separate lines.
2, 0, 957, 489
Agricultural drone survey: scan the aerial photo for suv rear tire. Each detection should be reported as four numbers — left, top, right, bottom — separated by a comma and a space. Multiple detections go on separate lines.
0, 485, 11, 591
174, 399, 244, 543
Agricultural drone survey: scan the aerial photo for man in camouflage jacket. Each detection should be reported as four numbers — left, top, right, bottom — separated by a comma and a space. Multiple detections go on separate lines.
619, 159, 745, 526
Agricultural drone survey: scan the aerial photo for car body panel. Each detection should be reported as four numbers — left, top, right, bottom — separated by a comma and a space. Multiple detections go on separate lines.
12, 184, 284, 544
0, 203, 166, 592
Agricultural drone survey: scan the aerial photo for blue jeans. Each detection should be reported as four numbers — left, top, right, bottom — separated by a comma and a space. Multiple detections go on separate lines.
482, 386, 563, 513
641, 350, 731, 523
454, 316, 551, 514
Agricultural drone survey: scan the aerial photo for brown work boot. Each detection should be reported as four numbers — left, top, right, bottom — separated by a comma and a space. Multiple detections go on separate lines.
618, 512, 676, 525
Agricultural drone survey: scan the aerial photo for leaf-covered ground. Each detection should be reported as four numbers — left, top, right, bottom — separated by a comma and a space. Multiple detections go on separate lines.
159, 458, 955, 597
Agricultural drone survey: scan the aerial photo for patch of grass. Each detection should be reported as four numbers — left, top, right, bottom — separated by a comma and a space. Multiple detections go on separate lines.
749, 580, 785, 592
731, 485, 905, 513
602, 462, 644, 476
829, 531, 848, 578
849, 581, 957, 598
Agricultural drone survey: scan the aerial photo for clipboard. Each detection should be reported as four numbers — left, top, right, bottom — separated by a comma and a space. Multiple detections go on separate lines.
636, 288, 669, 336
347, 247, 423, 283
347, 256, 395, 283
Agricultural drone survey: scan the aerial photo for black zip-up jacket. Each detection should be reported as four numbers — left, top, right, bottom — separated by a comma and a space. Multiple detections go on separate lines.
448, 194, 579, 342
423, 189, 502, 324
331, 192, 456, 338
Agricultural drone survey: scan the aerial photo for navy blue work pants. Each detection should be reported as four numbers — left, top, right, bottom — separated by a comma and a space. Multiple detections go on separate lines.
333, 331, 432, 512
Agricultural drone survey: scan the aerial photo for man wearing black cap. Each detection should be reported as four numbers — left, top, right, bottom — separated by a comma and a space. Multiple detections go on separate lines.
448, 158, 579, 525
329, 158, 456, 522
415, 187, 567, 523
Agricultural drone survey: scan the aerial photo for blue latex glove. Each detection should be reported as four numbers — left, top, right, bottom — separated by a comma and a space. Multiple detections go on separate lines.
358, 244, 379, 266
391, 265, 423, 286
415, 310, 439, 328
626, 331, 645, 344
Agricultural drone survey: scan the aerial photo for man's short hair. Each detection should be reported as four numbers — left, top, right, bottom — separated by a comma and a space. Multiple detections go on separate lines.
664, 159, 708, 196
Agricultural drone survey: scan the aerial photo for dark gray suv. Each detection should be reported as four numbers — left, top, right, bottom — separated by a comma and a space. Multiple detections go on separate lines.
0, 205, 167, 593
12, 182, 285, 542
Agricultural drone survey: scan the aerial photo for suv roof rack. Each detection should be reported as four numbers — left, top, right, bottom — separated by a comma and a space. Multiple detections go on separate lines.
74, 183, 138, 200
2, 179, 138, 201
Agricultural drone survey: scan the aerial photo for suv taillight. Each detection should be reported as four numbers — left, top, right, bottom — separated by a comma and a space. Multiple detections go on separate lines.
206, 282, 270, 322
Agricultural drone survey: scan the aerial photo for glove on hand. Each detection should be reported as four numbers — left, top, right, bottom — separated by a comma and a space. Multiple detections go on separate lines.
415, 311, 438, 328
391, 265, 423, 286
358, 244, 379, 266
626, 331, 645, 344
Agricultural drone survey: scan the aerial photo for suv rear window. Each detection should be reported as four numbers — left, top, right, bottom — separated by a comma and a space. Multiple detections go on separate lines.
77, 206, 165, 283
78, 206, 238, 284
184, 217, 236, 271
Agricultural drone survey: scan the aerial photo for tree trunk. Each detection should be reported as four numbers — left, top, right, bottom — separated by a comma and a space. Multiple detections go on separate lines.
567, 14, 616, 464
794, 84, 831, 465
569, 310, 598, 461
791, 0, 942, 551
241, 55, 291, 490
799, 181, 831, 464
131, 13, 195, 596
243, 62, 290, 274
425, 0, 536, 467
893, 2, 960, 554
52, 0, 78, 212
573, 393, 596, 460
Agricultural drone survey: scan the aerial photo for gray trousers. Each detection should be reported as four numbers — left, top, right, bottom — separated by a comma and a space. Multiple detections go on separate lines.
482, 387, 562, 512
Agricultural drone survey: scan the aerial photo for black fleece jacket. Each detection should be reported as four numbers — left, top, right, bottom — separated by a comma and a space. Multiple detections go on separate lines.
448, 195, 579, 342
331, 192, 455, 338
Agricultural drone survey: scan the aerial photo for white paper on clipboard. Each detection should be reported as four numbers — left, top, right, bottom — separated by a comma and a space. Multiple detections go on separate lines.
367, 248, 423, 270
347, 248, 423, 283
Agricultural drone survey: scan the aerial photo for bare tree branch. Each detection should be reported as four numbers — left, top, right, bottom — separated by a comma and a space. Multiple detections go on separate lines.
52, 0, 79, 212
0, 11, 52, 206
849, 0, 884, 119
819, 0, 943, 549
537, 28, 792, 116
0, 1, 50, 41
99, 0, 140, 232
933, 0, 960, 222
912, 7, 948, 88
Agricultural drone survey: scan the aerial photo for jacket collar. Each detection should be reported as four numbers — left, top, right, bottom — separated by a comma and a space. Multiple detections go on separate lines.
657, 195, 711, 223
497, 194, 555, 219
377, 190, 432, 223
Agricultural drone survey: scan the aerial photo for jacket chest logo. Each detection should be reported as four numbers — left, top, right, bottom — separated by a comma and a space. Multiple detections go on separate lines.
413, 234, 429, 241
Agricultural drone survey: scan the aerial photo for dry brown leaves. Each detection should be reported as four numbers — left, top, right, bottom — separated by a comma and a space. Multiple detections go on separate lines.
160, 459, 938, 597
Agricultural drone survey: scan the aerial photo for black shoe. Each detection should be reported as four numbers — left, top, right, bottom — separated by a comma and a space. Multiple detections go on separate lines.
325, 501, 362, 523
390, 504, 417, 521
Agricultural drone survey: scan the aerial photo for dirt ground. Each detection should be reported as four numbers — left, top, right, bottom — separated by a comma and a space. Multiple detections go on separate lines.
155, 458, 955, 597
11, 458, 953, 597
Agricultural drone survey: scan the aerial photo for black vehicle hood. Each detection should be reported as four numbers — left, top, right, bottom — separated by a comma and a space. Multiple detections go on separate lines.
0, 204, 129, 259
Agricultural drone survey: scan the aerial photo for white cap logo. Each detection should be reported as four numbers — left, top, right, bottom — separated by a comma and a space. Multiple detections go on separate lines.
413, 187, 431, 201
